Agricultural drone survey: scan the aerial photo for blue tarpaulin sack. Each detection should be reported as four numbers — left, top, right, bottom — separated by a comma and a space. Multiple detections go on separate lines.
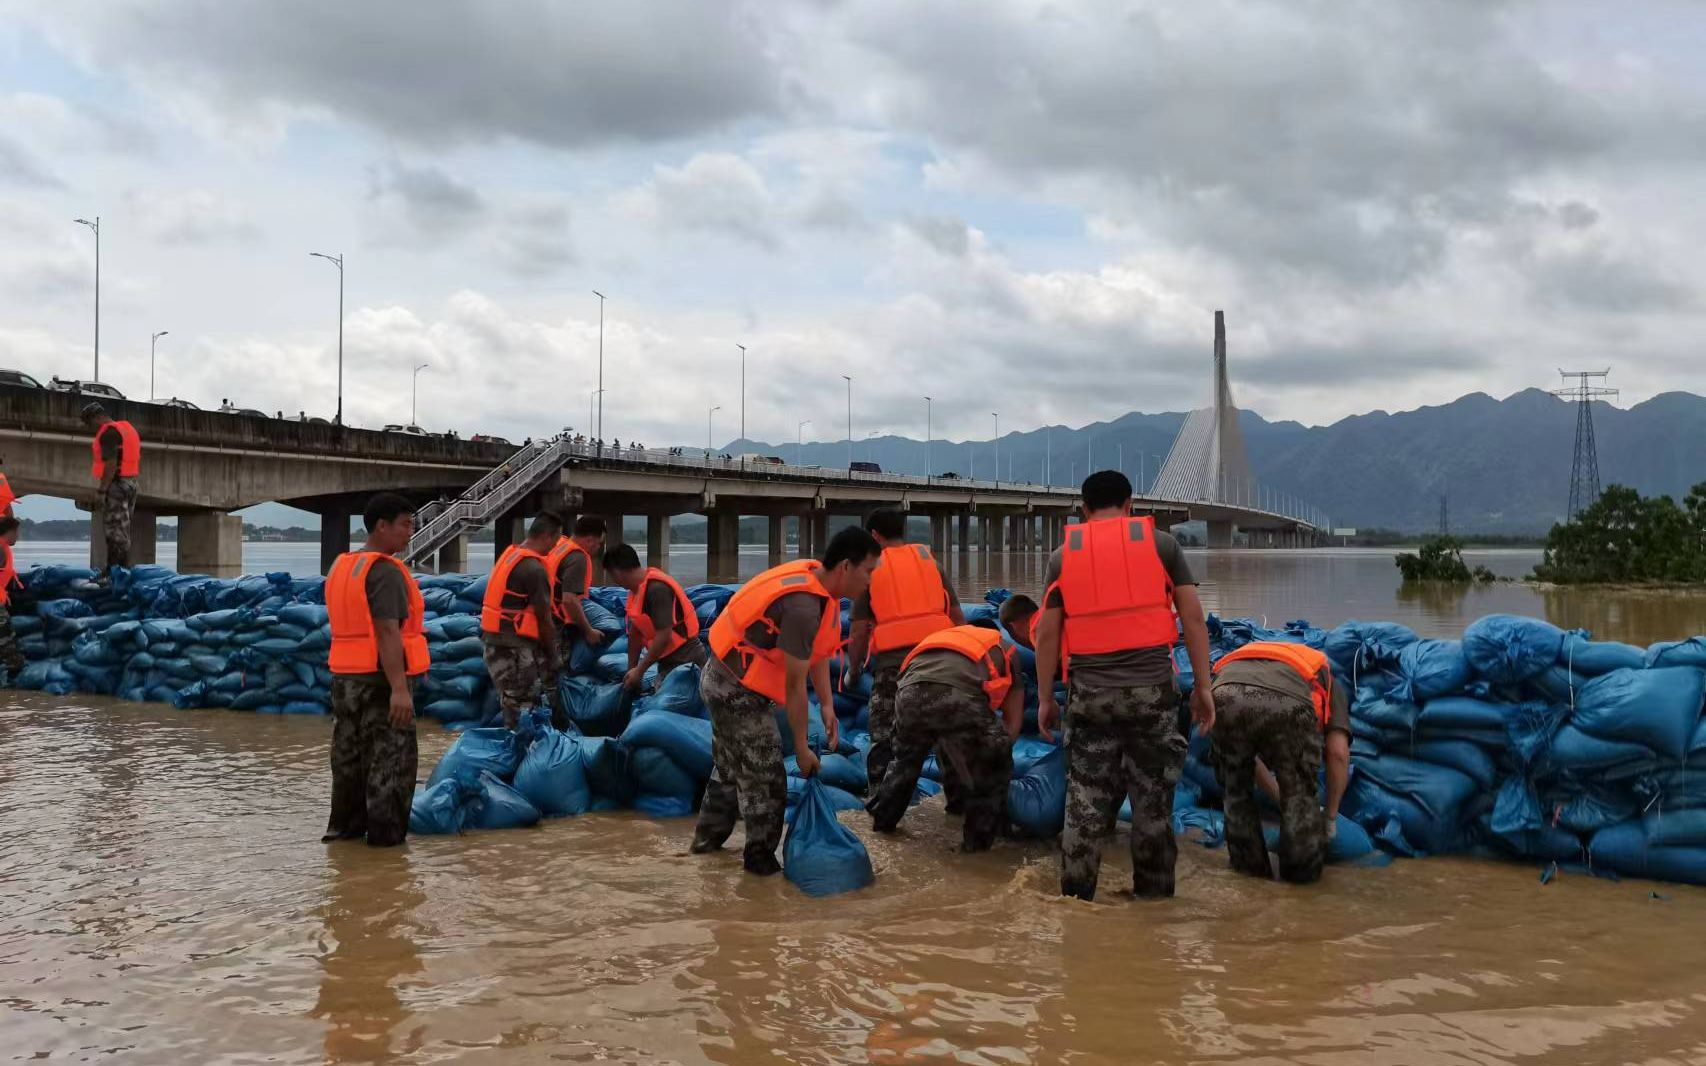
786, 753, 867, 796
1262, 815, 1391, 866
409, 779, 474, 835
621, 712, 714, 781
1590, 819, 1706, 885
426, 728, 523, 789
636, 663, 707, 719
1007, 747, 1066, 837
1558, 632, 1645, 676
513, 728, 591, 816
1393, 640, 1471, 703
468, 771, 542, 830
559, 676, 631, 736
784, 777, 875, 897
1645, 637, 1706, 670
580, 736, 635, 805
1323, 620, 1420, 676
785, 776, 865, 825
1571, 667, 1705, 761
1463, 615, 1564, 685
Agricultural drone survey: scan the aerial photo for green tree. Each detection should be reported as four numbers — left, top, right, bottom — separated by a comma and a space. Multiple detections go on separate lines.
1533, 482, 1706, 584
1395, 535, 1491, 582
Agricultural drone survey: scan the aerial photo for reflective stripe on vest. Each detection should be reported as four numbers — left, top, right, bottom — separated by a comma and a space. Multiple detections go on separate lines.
626, 567, 700, 659
900, 625, 1016, 711
326, 552, 430, 676
868, 544, 954, 653
90, 421, 141, 481
707, 559, 841, 704
0, 541, 17, 607
1212, 640, 1334, 727
1057, 515, 1176, 665
481, 545, 547, 640
545, 536, 591, 621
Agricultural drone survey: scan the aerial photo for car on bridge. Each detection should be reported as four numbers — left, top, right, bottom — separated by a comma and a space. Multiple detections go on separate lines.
936, 471, 962, 480
0, 369, 44, 389
49, 377, 125, 401
383, 423, 429, 437
161, 398, 200, 410
850, 460, 882, 474
471, 433, 513, 446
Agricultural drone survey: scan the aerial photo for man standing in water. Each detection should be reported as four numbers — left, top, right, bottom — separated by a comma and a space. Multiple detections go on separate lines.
1033, 470, 1214, 901
481, 513, 563, 729
693, 527, 881, 876
602, 542, 707, 689
843, 507, 964, 790
547, 515, 608, 668
324, 493, 429, 847
83, 403, 140, 580
1210, 640, 1351, 883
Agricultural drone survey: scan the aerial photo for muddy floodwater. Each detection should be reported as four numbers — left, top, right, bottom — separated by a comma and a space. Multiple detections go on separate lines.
4, 549, 1706, 1063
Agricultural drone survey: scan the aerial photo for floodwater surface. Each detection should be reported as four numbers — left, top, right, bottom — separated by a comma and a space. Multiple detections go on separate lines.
3, 548, 1705, 1063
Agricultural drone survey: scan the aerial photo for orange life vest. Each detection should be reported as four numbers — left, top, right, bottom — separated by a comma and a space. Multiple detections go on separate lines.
0, 541, 18, 607
0, 473, 14, 514
708, 559, 842, 704
482, 545, 548, 640
326, 552, 430, 676
90, 420, 141, 481
545, 536, 591, 622
1055, 515, 1176, 665
901, 625, 1017, 711
867, 544, 954, 654
1212, 641, 1334, 728
626, 567, 700, 659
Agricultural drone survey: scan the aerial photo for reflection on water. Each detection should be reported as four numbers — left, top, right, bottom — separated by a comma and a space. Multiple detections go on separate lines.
4, 548, 1706, 1062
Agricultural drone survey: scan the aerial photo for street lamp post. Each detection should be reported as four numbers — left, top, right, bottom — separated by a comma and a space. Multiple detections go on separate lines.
73, 217, 100, 380
924, 396, 932, 483
797, 419, 811, 466
1046, 426, 1052, 485
736, 343, 746, 451
309, 252, 344, 425
992, 412, 999, 487
411, 362, 430, 426
592, 290, 606, 442
707, 404, 722, 457
841, 375, 852, 473
588, 389, 602, 441
149, 330, 168, 401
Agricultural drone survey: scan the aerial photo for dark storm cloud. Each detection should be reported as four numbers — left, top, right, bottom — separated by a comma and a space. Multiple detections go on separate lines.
1238, 341, 1484, 387
367, 161, 487, 237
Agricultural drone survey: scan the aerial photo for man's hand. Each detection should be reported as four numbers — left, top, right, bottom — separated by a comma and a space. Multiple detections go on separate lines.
821, 711, 840, 754
388, 687, 415, 729
1037, 694, 1061, 743
840, 666, 856, 691
622, 666, 645, 692
1190, 685, 1216, 734
1325, 815, 1338, 840
581, 626, 606, 647
794, 743, 821, 778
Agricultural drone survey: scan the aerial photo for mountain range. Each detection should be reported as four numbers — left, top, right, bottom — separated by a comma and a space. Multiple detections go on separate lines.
725, 389, 1706, 534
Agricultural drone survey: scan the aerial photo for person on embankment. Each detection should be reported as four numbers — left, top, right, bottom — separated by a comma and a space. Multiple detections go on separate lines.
82, 403, 140, 582
1033, 470, 1215, 902
547, 515, 608, 672
481, 512, 563, 730
1209, 640, 1351, 884
843, 507, 964, 793
0, 516, 26, 676
866, 618, 1023, 852
603, 542, 706, 690
692, 526, 880, 876
323, 493, 429, 847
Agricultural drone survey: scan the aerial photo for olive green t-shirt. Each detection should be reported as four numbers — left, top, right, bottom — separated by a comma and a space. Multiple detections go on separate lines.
715, 591, 826, 676
1211, 658, 1352, 736
898, 637, 1017, 703
1042, 528, 1195, 689
851, 554, 960, 674
346, 557, 411, 684
557, 551, 590, 599
484, 556, 551, 648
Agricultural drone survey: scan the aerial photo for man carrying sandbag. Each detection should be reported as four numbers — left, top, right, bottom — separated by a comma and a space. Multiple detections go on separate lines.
1209, 641, 1351, 884
324, 493, 430, 847
547, 514, 608, 667
1033, 470, 1214, 901
843, 507, 964, 790
481, 512, 564, 729
867, 619, 1024, 852
692, 527, 881, 876
603, 542, 706, 690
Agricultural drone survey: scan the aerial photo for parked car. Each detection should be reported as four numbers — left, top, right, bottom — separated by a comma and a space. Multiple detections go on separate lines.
0, 369, 44, 389
162, 397, 199, 410
936, 471, 962, 480
235, 408, 267, 418
850, 460, 882, 474
49, 377, 125, 401
737, 453, 785, 466
383, 423, 429, 437
471, 433, 513, 446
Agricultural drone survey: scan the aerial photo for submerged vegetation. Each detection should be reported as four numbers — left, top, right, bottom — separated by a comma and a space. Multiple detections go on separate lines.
1532, 483, 1706, 585
1395, 536, 1496, 583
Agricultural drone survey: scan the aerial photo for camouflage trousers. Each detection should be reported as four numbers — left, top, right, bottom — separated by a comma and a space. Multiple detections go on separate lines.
102, 477, 138, 570
483, 639, 552, 729
654, 637, 708, 683
693, 661, 788, 874
865, 659, 902, 789
1211, 683, 1327, 884
867, 681, 1013, 852
1061, 682, 1187, 901
0, 603, 24, 673
325, 677, 418, 847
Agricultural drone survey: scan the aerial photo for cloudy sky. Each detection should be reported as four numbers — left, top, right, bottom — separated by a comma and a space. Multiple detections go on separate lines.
1, 0, 1702, 455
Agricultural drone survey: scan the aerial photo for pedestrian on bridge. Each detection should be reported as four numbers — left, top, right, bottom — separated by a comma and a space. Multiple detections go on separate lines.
323, 493, 429, 847
82, 403, 140, 581
604, 542, 705, 691
546, 515, 609, 689
1033, 470, 1215, 902
480, 513, 563, 730
844, 507, 964, 792
692, 527, 880, 876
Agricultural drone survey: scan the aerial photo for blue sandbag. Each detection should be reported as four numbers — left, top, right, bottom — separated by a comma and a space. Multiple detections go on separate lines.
634, 794, 694, 817
1523, 665, 1585, 705
1590, 819, 1706, 885
1544, 725, 1658, 776
629, 748, 699, 807
785, 776, 865, 825
438, 635, 484, 661
230, 689, 272, 711
1393, 640, 1471, 703
1407, 739, 1498, 789
420, 698, 482, 723
1645, 637, 1706, 670
580, 736, 634, 804
1642, 808, 1706, 848
1007, 747, 1066, 837
786, 753, 867, 796
1011, 735, 1059, 777
281, 701, 326, 714
1570, 667, 1705, 761
1323, 620, 1419, 676
409, 780, 472, 835
1261, 815, 1390, 866
581, 600, 625, 637
635, 662, 707, 719
621, 712, 713, 781
591, 652, 632, 684
1416, 696, 1515, 735
512, 728, 591, 816
467, 771, 541, 830
784, 777, 875, 897
436, 615, 483, 642
426, 728, 523, 789
36, 598, 94, 620
1558, 632, 1645, 676
1462, 614, 1564, 685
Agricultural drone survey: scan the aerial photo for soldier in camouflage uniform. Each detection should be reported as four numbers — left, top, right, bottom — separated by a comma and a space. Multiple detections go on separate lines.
693, 658, 790, 872
484, 641, 550, 729
480, 513, 564, 730
0, 517, 26, 675
327, 671, 418, 847
1210, 642, 1352, 884
867, 622, 1023, 852
82, 403, 140, 576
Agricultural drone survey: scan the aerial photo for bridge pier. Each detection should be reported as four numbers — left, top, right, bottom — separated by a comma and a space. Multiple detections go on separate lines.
767, 515, 785, 567
957, 514, 970, 554
436, 534, 469, 574
494, 506, 525, 561
179, 512, 243, 577
647, 513, 672, 571
706, 508, 740, 583
929, 513, 949, 555
1207, 520, 1234, 549
319, 501, 351, 575
810, 511, 828, 561
89, 507, 158, 569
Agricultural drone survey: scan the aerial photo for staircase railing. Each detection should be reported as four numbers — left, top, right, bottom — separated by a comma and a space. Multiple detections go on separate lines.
404, 437, 578, 566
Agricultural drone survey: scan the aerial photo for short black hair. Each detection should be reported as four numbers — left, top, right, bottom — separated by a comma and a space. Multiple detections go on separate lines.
603, 542, 642, 571
572, 514, 607, 537
821, 526, 880, 571
528, 511, 564, 538
0, 516, 19, 536
363, 492, 414, 531
864, 507, 906, 541
1081, 470, 1133, 512
998, 593, 1038, 628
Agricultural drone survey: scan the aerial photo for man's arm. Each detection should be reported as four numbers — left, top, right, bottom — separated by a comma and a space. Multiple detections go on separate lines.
784, 652, 819, 776
1173, 585, 1214, 733
811, 655, 839, 752
373, 618, 414, 729
529, 580, 559, 672
843, 620, 873, 687
1000, 681, 1024, 740
1324, 731, 1350, 825
561, 591, 601, 644
1034, 606, 1064, 741
98, 429, 117, 493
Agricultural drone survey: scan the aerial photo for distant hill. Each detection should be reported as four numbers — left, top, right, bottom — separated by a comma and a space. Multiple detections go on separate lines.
724, 390, 1706, 534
